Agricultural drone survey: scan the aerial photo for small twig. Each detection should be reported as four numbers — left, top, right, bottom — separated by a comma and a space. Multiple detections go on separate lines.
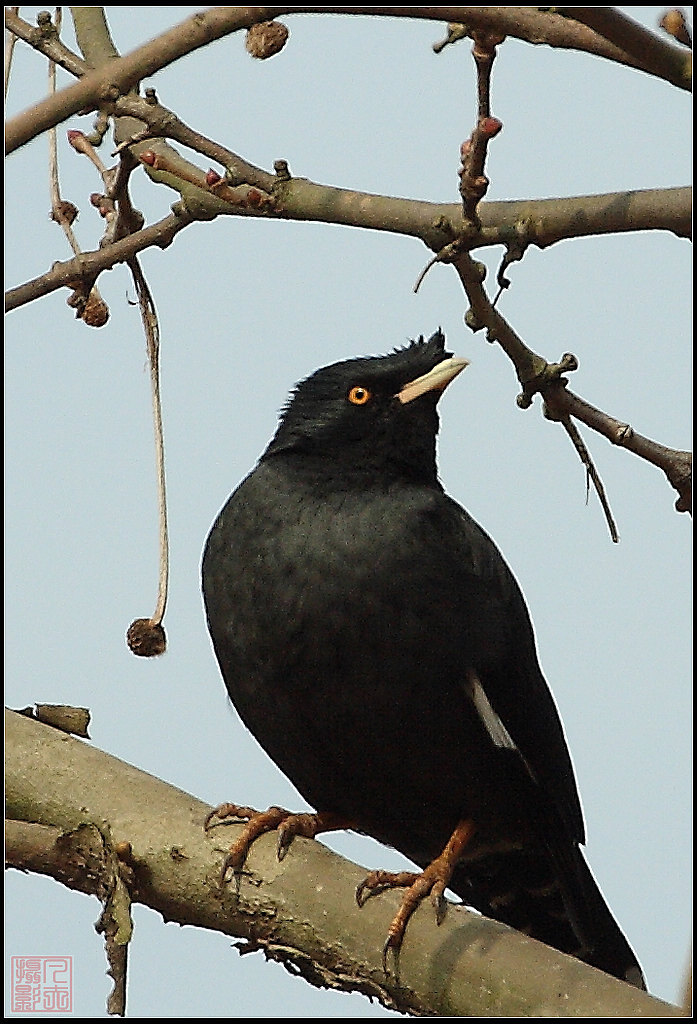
413, 239, 467, 294
458, 30, 505, 224
46, 13, 108, 327
548, 404, 620, 542
137, 148, 270, 208
4, 7, 19, 99
453, 250, 690, 519
413, 252, 444, 294
432, 22, 469, 54
544, 386, 692, 515
67, 126, 109, 177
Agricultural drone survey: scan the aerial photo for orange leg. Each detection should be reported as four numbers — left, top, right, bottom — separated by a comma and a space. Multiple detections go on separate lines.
356, 819, 476, 971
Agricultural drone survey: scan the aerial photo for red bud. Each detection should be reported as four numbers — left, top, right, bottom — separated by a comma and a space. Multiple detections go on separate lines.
480, 117, 502, 138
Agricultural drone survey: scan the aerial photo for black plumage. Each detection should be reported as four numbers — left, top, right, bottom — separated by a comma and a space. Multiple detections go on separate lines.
202, 330, 644, 988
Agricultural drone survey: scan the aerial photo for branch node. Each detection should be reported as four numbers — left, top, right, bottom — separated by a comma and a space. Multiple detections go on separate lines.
465, 307, 486, 333
36, 9, 57, 39
522, 352, 579, 410
273, 159, 292, 181
433, 23, 470, 54
86, 111, 111, 148
614, 422, 635, 444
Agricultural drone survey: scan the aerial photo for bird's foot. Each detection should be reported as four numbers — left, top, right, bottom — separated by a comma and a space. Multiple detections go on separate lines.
356, 864, 450, 972
204, 802, 349, 884
355, 819, 476, 972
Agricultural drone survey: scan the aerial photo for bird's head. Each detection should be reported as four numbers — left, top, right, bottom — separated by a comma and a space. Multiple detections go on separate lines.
264, 330, 468, 486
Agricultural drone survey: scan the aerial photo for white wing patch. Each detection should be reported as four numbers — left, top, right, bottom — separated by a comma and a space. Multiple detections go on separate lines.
467, 670, 517, 751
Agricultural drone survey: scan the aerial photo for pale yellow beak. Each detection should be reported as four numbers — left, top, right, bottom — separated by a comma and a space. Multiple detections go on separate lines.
397, 355, 469, 405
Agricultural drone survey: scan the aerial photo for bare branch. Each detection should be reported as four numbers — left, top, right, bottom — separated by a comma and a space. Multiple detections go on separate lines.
4, 7, 86, 77
543, 386, 693, 516
4, 6, 19, 99
6, 709, 682, 1019
5, 209, 193, 312
453, 251, 691, 516
5, 5, 692, 155
559, 7, 692, 88
5, 181, 690, 316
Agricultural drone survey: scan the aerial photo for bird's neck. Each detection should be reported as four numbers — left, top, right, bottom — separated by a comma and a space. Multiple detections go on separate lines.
263, 445, 440, 493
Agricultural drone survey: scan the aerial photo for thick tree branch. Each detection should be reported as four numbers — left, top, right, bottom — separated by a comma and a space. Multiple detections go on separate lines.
4, 6, 690, 321
5, 5, 691, 155
5, 185, 690, 314
559, 7, 692, 89
5, 709, 682, 1018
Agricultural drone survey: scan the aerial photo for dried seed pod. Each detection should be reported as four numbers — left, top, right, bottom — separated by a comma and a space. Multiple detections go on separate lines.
51, 200, 79, 226
126, 618, 167, 657
245, 21, 289, 60
81, 291, 110, 328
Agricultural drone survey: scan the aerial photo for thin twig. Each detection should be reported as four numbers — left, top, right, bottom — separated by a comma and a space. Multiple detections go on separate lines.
452, 249, 689, 520
47, 10, 79, 255
557, 413, 620, 542
127, 258, 169, 631
46, 10, 108, 326
545, 385, 692, 515
4, 7, 19, 99
432, 22, 469, 54
458, 31, 504, 224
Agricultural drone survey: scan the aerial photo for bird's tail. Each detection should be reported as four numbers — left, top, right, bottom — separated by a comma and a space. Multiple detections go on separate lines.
450, 845, 646, 989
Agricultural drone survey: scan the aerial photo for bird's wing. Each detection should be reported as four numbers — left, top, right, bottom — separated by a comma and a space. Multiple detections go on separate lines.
430, 496, 586, 845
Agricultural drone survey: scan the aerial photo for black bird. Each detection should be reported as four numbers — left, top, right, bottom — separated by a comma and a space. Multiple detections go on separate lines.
202, 330, 644, 988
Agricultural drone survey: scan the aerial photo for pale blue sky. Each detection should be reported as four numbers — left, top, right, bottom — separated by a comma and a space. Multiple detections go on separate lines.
5, 7, 692, 1016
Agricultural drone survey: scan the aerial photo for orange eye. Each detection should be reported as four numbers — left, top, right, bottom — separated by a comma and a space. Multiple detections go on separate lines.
347, 385, 372, 406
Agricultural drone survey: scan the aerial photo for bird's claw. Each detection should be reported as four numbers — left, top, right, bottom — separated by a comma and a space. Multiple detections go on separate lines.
355, 868, 420, 908
205, 804, 347, 884
204, 802, 260, 832
276, 821, 296, 861
382, 933, 401, 976
356, 864, 455, 973
205, 803, 289, 886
